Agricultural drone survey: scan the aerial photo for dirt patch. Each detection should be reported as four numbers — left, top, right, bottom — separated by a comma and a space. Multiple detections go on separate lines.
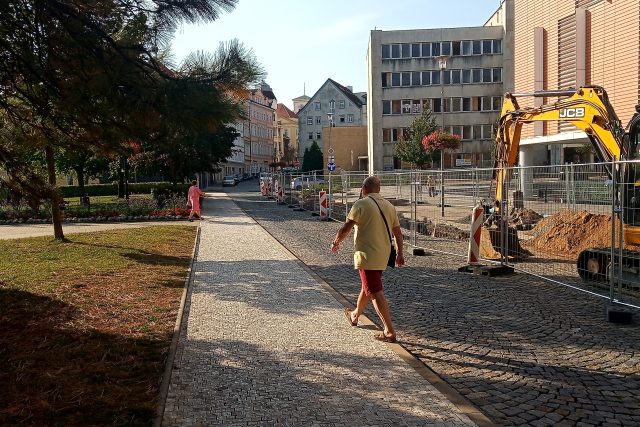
524, 209, 638, 257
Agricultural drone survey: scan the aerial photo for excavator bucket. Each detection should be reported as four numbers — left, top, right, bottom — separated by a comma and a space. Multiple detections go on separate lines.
480, 226, 528, 260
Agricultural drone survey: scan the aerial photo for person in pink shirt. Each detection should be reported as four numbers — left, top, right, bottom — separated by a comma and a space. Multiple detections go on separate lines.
187, 180, 205, 222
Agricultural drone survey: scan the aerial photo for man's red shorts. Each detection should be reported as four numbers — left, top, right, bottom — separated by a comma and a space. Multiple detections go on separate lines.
359, 269, 383, 296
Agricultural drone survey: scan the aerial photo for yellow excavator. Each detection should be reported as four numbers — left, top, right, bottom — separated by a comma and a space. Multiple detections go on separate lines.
487, 85, 640, 280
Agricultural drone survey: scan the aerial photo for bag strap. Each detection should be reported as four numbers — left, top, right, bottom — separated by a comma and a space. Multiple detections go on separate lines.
369, 196, 393, 244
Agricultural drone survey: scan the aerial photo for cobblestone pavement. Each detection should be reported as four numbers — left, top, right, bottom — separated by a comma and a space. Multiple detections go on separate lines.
162, 192, 476, 426
228, 182, 640, 427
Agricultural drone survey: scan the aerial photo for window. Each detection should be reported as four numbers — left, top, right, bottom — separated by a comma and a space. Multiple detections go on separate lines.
307, 116, 313, 125
308, 132, 313, 140
443, 70, 451, 85
422, 98, 432, 111
483, 40, 492, 54
401, 72, 411, 86
441, 41, 451, 56
442, 98, 450, 112
492, 68, 502, 83
391, 44, 400, 58
481, 97, 492, 111
483, 124, 493, 139
339, 100, 345, 109
482, 68, 492, 83
451, 126, 462, 137
431, 71, 440, 85
382, 44, 391, 59
473, 125, 482, 139
402, 100, 411, 114
411, 43, 421, 57
451, 69, 461, 84
452, 41, 461, 56
401, 44, 411, 58
314, 102, 320, 110
492, 96, 502, 111
462, 69, 471, 83
462, 97, 471, 111
472, 69, 482, 83
392, 100, 401, 114
383, 128, 391, 142
451, 98, 461, 112
382, 73, 389, 87
412, 100, 422, 114
462, 40, 472, 56
421, 42, 431, 57
339, 115, 345, 123
316, 132, 322, 139
473, 40, 482, 55
412, 72, 421, 86
392, 128, 400, 142
391, 72, 401, 86
472, 97, 481, 111
432, 98, 442, 113
462, 125, 472, 140
347, 114, 354, 123
431, 42, 440, 56
382, 100, 391, 115
316, 116, 321, 124
421, 71, 431, 85
493, 39, 502, 54
329, 99, 335, 113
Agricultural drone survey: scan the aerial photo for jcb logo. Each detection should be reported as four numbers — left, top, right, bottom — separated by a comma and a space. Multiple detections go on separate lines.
559, 107, 585, 118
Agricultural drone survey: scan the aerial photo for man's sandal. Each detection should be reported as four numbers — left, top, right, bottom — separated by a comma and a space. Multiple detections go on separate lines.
374, 333, 397, 343
344, 308, 357, 327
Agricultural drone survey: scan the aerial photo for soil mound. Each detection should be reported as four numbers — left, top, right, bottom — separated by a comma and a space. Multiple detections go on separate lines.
525, 209, 635, 257
511, 207, 543, 225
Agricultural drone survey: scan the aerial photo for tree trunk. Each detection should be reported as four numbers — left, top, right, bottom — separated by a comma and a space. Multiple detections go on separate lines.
45, 145, 64, 239
74, 165, 85, 196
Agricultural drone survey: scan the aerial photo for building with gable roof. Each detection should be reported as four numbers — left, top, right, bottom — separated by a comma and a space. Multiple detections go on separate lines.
275, 103, 299, 166
297, 78, 367, 166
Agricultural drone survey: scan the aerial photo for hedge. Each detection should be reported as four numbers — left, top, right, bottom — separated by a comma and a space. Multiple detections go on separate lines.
58, 182, 190, 198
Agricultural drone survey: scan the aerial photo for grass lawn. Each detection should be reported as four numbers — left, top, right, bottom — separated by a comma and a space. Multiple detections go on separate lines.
0, 225, 196, 425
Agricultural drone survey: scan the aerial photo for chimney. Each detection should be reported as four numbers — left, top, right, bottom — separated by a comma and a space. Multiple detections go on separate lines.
346, 85, 353, 92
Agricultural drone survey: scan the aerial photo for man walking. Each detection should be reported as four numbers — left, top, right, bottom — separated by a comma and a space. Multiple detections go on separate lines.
331, 176, 404, 343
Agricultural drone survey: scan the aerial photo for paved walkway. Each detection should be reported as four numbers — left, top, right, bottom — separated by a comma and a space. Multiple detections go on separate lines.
161, 192, 476, 426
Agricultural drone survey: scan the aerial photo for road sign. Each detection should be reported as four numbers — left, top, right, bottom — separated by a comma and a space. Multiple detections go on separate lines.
327, 162, 336, 172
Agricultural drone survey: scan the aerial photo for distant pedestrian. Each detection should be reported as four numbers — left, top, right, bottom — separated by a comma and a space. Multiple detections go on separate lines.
427, 175, 436, 197
331, 176, 404, 343
188, 180, 205, 222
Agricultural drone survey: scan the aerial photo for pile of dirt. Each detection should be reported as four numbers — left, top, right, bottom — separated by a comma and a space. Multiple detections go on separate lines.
511, 207, 543, 225
525, 209, 636, 257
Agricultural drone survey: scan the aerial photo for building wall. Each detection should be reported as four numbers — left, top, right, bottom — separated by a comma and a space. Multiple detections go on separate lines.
246, 90, 276, 175
367, 26, 506, 173
322, 126, 368, 172
514, 0, 640, 140
298, 80, 365, 160
275, 115, 299, 164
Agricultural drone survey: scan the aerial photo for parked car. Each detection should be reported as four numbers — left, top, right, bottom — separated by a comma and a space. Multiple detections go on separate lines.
222, 175, 237, 186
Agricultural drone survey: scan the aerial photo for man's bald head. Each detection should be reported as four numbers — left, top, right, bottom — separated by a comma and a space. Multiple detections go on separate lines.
361, 176, 381, 195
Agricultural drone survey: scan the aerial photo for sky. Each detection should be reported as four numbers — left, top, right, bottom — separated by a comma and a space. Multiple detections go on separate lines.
171, 0, 502, 110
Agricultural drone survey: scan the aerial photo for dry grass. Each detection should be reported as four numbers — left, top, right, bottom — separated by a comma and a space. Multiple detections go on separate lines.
0, 225, 196, 425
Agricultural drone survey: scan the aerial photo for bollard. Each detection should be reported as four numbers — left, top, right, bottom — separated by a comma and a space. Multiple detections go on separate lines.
319, 191, 328, 219
260, 180, 265, 196
277, 180, 285, 204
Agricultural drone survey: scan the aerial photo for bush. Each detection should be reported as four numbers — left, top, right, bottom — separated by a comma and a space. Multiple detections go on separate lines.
58, 182, 190, 198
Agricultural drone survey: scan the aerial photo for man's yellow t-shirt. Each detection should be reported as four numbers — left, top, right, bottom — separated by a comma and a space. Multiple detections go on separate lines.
347, 193, 400, 270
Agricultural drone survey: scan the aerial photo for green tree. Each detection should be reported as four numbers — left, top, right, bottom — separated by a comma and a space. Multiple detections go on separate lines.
394, 109, 438, 168
0, 1, 263, 239
302, 141, 323, 172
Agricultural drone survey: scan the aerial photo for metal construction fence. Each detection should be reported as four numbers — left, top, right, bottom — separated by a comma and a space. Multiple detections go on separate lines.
258, 162, 640, 310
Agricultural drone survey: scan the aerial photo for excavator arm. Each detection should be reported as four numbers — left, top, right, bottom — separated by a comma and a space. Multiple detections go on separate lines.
493, 86, 628, 206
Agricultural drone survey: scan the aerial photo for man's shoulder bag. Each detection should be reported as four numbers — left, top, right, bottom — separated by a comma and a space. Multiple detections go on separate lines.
369, 197, 397, 268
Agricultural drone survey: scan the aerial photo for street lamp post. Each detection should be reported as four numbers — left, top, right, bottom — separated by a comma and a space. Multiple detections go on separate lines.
438, 55, 448, 217
327, 111, 334, 218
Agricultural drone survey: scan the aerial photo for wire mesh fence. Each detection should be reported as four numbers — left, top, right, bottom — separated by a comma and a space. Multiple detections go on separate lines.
257, 162, 639, 309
